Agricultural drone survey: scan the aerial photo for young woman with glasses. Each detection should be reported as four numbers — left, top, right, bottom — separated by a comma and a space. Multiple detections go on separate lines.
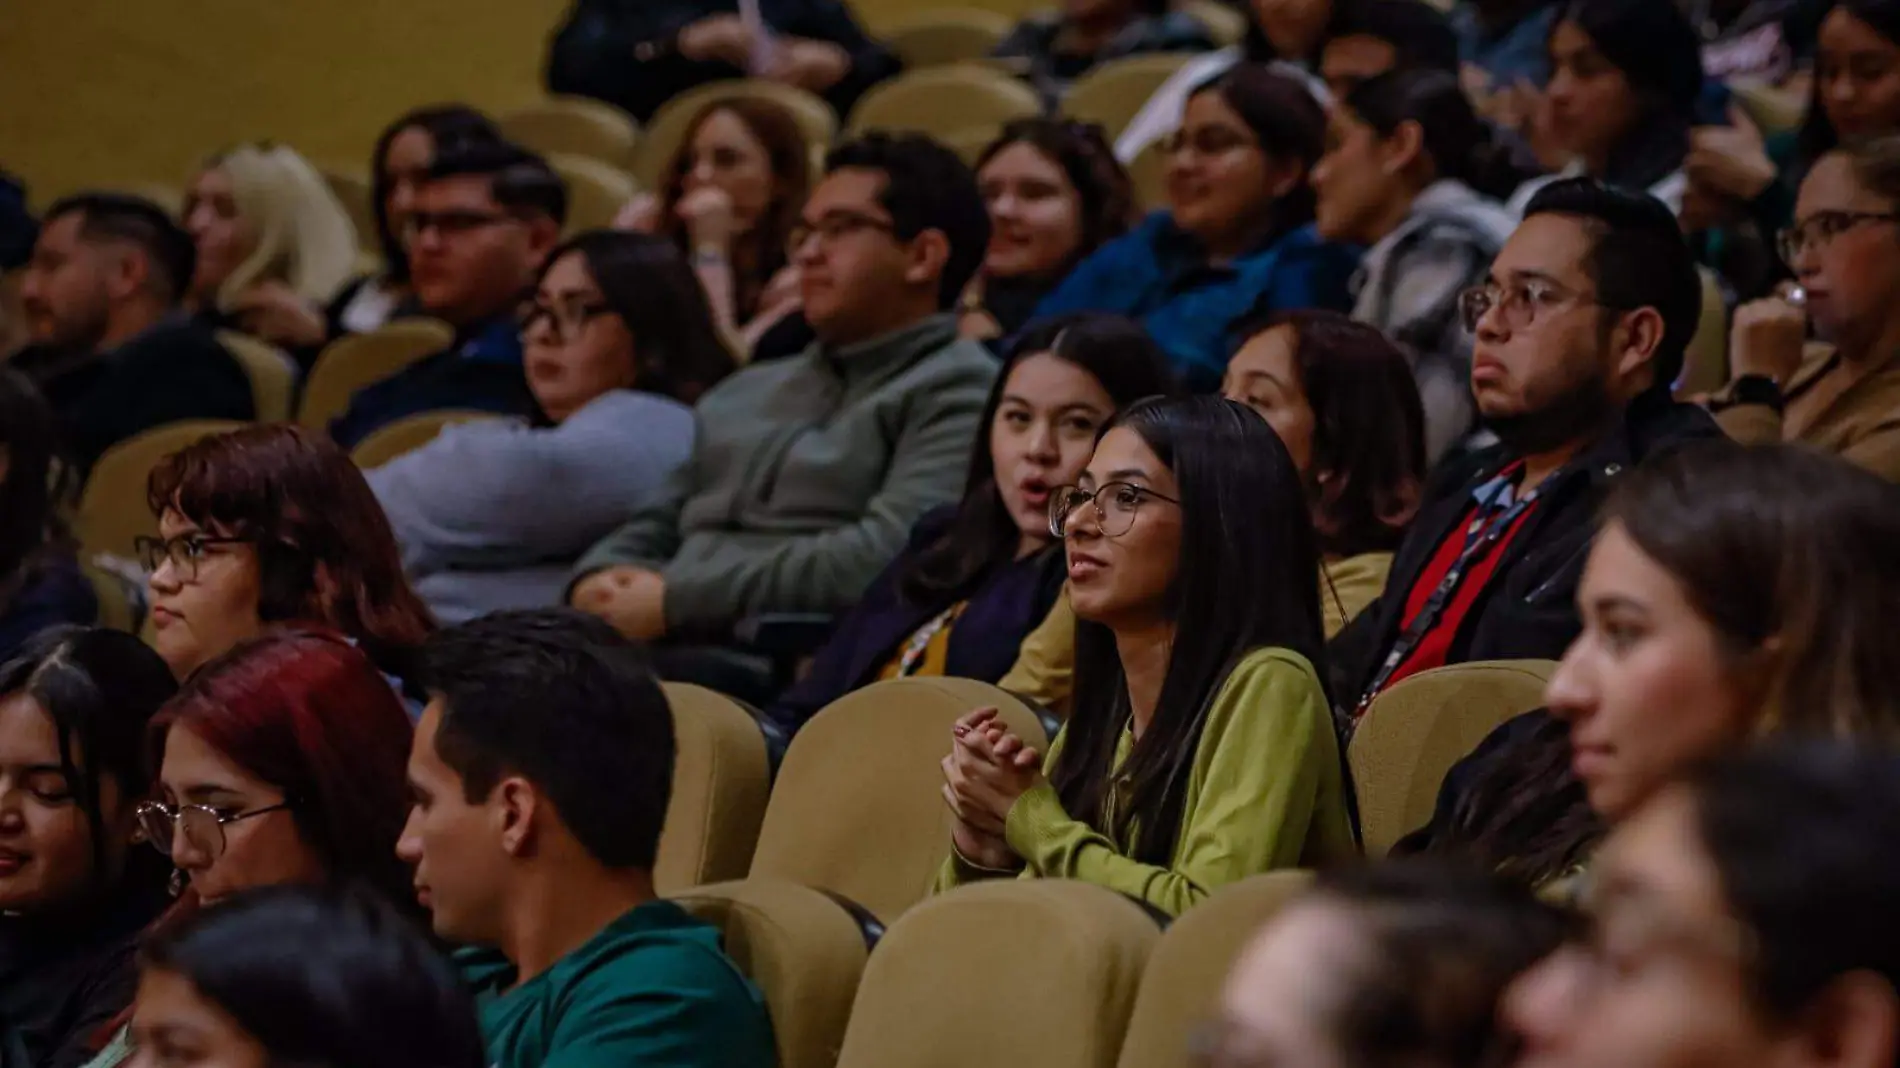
934, 395, 1357, 917
0, 627, 177, 1068
138, 424, 434, 688
367, 231, 734, 624
1711, 133, 1900, 481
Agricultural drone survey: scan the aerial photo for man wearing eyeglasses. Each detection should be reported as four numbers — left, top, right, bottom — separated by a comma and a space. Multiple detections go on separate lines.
569, 132, 997, 703
329, 142, 567, 448
1328, 178, 1722, 730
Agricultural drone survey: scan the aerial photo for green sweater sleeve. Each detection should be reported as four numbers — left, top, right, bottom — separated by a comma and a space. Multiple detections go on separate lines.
999, 649, 1346, 917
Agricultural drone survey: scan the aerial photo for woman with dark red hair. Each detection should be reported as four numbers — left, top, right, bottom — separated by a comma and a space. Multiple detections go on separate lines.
138, 424, 434, 687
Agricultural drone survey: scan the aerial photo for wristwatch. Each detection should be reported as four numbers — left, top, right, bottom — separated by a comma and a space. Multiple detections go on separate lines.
1721, 374, 1785, 414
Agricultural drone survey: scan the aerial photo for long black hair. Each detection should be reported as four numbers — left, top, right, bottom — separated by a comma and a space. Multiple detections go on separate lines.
1800, 0, 1900, 167
900, 314, 1178, 603
0, 368, 72, 596
0, 626, 178, 887
1341, 69, 1528, 200
1550, 0, 1704, 192
540, 230, 737, 405
140, 884, 487, 1068
1051, 396, 1326, 865
369, 105, 501, 284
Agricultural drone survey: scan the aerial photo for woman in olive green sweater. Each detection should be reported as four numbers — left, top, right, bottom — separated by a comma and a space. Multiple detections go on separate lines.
935, 396, 1358, 917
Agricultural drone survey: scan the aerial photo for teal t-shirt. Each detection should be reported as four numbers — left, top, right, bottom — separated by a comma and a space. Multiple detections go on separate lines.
457, 900, 775, 1068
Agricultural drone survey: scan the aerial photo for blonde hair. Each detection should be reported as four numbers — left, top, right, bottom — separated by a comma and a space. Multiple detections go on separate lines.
201, 144, 358, 311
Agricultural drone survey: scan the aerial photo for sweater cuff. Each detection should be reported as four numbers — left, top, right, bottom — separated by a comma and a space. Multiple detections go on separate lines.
1004, 779, 1073, 862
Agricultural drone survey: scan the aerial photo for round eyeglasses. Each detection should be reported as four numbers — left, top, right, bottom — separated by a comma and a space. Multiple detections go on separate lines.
1048, 482, 1181, 539
136, 799, 292, 861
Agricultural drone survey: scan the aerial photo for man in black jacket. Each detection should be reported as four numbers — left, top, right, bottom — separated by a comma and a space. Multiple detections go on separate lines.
1329, 179, 1722, 730
545, 0, 901, 123
12, 193, 253, 474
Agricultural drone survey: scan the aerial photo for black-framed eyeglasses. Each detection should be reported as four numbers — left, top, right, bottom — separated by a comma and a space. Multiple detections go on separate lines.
133, 534, 254, 583
517, 299, 615, 343
785, 211, 898, 258
1775, 209, 1900, 264
403, 209, 520, 240
136, 799, 293, 862
1457, 278, 1618, 334
1049, 481, 1181, 539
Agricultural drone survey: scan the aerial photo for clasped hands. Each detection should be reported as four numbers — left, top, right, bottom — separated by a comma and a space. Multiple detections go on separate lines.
571, 566, 668, 641
940, 707, 1044, 872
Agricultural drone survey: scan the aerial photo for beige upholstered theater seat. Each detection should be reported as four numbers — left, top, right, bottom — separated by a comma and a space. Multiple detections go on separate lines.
835, 880, 1161, 1068
77, 420, 245, 561
747, 676, 1048, 921
883, 8, 1013, 68
348, 409, 498, 470
1063, 53, 1197, 139
501, 96, 642, 171
655, 683, 771, 895
214, 330, 298, 424
298, 319, 455, 429
847, 65, 1041, 140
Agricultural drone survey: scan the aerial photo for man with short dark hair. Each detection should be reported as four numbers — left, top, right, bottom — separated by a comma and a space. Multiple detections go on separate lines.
398, 609, 773, 1068
1330, 179, 1722, 728
329, 142, 567, 448
11, 193, 253, 472
569, 132, 998, 701
1319, 0, 1460, 98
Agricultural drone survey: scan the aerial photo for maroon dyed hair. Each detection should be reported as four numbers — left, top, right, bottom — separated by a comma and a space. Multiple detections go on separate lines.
147, 425, 435, 680
150, 628, 417, 916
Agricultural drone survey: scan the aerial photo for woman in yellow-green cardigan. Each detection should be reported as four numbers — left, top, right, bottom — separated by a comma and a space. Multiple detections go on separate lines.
935, 396, 1359, 917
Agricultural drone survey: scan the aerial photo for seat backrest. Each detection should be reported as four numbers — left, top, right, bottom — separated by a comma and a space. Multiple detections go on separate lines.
1115, 871, 1314, 1068
348, 409, 499, 470
1177, 0, 1247, 45
1349, 660, 1558, 855
546, 152, 639, 235
319, 165, 376, 254
848, 65, 1042, 139
500, 95, 642, 171
636, 80, 838, 190
835, 880, 1160, 1068
214, 330, 297, 424
1677, 267, 1728, 398
1063, 53, 1196, 138
76, 420, 246, 561
748, 677, 1048, 921
298, 319, 455, 429
674, 878, 870, 1068
883, 8, 1014, 69
656, 683, 772, 895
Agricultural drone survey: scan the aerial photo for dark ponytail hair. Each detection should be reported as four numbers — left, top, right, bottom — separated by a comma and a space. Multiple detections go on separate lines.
1342, 69, 1527, 200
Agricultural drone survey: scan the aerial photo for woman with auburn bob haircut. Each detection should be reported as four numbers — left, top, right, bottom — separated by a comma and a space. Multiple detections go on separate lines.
141, 425, 434, 685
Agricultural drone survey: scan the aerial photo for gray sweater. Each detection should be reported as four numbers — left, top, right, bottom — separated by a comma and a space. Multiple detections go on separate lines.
368, 390, 695, 624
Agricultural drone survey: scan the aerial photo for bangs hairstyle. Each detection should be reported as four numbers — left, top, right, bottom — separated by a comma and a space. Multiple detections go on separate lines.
975, 119, 1140, 271
1187, 64, 1328, 229
371, 105, 502, 283
151, 628, 418, 915
541, 230, 736, 404
1053, 396, 1326, 865
147, 424, 434, 678
1602, 442, 1900, 740
661, 98, 812, 318
191, 143, 359, 311
900, 313, 1178, 603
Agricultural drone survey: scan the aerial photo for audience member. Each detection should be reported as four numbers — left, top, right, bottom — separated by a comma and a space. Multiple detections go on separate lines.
1397, 443, 1900, 888
1504, 0, 1707, 213
937, 396, 1355, 916
0, 629, 177, 1068
1506, 740, 1900, 1068
1713, 135, 1900, 480
961, 120, 1138, 343
1001, 310, 1428, 712
1318, 0, 1462, 98
545, 0, 899, 123
992, 0, 1217, 106
1036, 65, 1359, 391
141, 425, 435, 686
370, 232, 732, 624
1209, 860, 1574, 1068
328, 143, 565, 449
182, 143, 358, 361
399, 610, 774, 1068
12, 194, 253, 474
766, 314, 1175, 741
1329, 180, 1719, 729
0, 370, 96, 661
128, 886, 486, 1068
569, 133, 997, 703
0, 170, 34, 358
1452, 0, 1558, 95
330, 105, 503, 341
1313, 68, 1522, 460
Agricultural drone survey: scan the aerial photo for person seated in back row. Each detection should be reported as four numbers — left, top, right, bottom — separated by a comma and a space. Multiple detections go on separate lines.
568, 132, 998, 704
12, 194, 253, 474
399, 610, 774, 1068
991, 0, 1218, 107
329, 143, 566, 449
1316, 0, 1461, 99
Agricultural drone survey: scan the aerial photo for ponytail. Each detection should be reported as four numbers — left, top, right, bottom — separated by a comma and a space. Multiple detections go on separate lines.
1343, 69, 1528, 200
